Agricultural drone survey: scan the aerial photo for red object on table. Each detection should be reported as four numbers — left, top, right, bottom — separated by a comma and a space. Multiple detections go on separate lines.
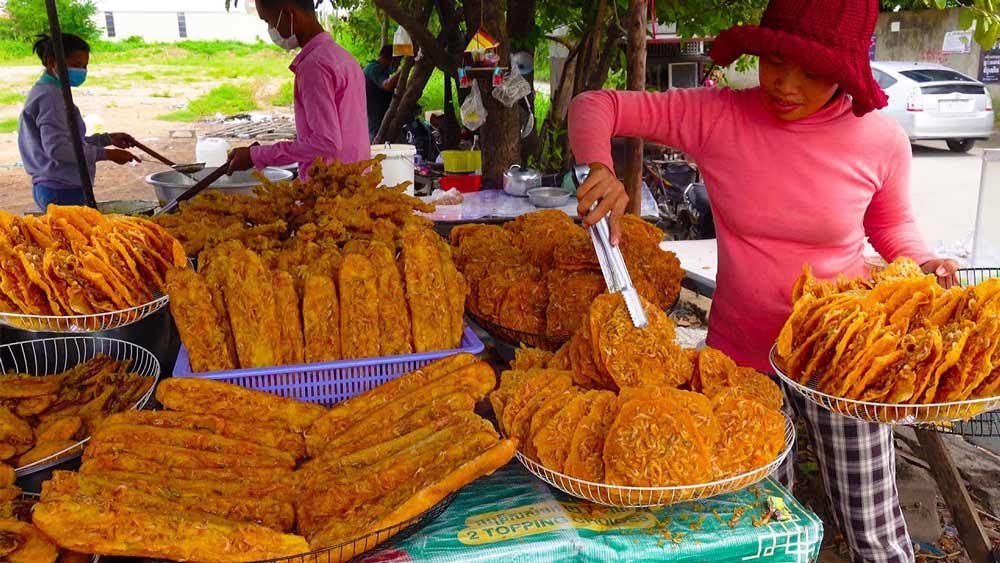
440, 175, 482, 193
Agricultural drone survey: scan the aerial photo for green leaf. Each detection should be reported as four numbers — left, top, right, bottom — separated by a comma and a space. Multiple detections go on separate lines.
959, 8, 975, 31
933, 0, 947, 9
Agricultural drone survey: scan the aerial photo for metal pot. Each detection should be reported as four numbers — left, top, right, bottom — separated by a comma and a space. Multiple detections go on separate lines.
145, 166, 294, 206
503, 164, 542, 197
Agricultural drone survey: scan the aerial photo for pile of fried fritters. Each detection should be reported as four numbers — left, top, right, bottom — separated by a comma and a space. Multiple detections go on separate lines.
167, 222, 467, 373
0, 355, 153, 469
33, 359, 514, 563
154, 156, 436, 257
496, 295, 786, 488
776, 257, 1000, 406
0, 464, 72, 563
0, 206, 187, 318
450, 211, 683, 342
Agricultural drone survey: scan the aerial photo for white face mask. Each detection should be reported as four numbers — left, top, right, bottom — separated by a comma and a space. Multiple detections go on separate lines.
268, 9, 299, 50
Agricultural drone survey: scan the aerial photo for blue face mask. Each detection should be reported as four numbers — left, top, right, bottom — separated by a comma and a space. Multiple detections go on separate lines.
67, 67, 87, 87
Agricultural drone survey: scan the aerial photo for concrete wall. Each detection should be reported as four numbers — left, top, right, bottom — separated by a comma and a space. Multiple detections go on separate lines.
721, 8, 1000, 101
93, 0, 269, 42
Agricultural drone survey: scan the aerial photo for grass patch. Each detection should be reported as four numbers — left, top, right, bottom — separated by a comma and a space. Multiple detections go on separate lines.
151, 91, 173, 98
159, 83, 257, 122
0, 91, 25, 106
271, 80, 294, 106
0, 118, 18, 133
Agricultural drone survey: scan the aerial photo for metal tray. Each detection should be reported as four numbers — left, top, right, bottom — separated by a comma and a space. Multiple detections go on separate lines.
0, 337, 160, 476
517, 415, 795, 508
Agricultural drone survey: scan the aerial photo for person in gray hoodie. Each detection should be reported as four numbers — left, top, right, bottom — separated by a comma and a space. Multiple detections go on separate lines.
18, 33, 140, 211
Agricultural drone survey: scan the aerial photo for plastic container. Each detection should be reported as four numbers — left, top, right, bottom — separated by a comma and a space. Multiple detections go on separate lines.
196, 138, 230, 168
440, 175, 482, 193
172, 324, 485, 406
441, 150, 482, 174
371, 143, 417, 196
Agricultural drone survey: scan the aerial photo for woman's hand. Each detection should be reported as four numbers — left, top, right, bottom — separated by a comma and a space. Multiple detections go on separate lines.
108, 133, 136, 149
576, 163, 629, 245
921, 258, 960, 286
105, 149, 140, 165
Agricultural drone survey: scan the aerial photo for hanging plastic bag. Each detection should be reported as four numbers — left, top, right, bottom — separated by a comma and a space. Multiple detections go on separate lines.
461, 80, 487, 131
492, 71, 531, 108
393, 26, 414, 57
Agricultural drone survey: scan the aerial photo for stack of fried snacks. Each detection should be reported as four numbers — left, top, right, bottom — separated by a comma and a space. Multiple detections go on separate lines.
299, 353, 516, 555
0, 206, 187, 318
34, 378, 318, 563
168, 229, 467, 372
495, 343, 785, 487
0, 355, 153, 468
0, 463, 64, 563
450, 212, 683, 341
154, 156, 436, 257
776, 257, 1000, 405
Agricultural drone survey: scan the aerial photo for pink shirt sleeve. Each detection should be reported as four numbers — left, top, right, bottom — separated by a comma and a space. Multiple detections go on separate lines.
863, 128, 935, 265
568, 88, 727, 175
250, 61, 344, 169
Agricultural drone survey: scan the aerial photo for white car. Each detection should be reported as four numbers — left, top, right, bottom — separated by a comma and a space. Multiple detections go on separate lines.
871, 61, 995, 153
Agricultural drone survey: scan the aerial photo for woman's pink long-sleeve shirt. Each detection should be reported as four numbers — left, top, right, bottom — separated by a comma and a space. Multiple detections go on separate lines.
569, 87, 934, 372
251, 32, 370, 181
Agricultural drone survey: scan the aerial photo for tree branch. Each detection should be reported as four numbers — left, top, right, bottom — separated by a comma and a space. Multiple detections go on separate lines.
372, 0, 459, 76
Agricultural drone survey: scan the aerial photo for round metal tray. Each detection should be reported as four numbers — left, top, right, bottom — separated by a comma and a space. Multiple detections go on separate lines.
0, 337, 160, 477
93, 493, 455, 563
770, 345, 1000, 425
0, 294, 169, 333
467, 311, 570, 352
516, 415, 795, 508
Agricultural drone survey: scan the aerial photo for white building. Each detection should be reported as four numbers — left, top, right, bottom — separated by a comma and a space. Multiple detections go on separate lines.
92, 0, 333, 43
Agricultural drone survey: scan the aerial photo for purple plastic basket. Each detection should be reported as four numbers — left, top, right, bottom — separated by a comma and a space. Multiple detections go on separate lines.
172, 324, 484, 406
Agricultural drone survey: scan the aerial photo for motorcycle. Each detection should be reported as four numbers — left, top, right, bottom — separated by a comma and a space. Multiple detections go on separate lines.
643, 155, 715, 241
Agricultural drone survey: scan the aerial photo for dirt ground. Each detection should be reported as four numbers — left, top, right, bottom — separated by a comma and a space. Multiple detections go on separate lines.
0, 64, 285, 214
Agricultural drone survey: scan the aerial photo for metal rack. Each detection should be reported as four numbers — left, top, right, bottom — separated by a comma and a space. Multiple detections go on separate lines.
0, 294, 169, 333
517, 415, 795, 508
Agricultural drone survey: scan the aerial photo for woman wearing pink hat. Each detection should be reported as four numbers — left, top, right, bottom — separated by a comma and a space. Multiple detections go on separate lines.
570, 1, 958, 561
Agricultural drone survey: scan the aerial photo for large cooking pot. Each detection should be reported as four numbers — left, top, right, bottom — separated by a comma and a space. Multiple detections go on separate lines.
145, 166, 294, 205
503, 164, 542, 197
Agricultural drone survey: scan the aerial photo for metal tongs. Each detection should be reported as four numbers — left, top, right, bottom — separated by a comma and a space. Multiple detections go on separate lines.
572, 165, 649, 328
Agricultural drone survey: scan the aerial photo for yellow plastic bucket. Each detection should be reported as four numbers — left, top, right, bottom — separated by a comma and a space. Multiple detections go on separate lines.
441, 150, 482, 174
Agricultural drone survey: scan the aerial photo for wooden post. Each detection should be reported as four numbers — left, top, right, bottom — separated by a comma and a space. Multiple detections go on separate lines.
915, 429, 992, 562
623, 0, 647, 216
45, 0, 96, 208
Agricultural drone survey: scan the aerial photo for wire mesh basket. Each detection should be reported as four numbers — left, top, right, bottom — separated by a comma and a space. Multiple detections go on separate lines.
941, 267, 1000, 289
516, 415, 795, 508
466, 311, 570, 352
770, 346, 1000, 425
92, 493, 455, 563
0, 337, 160, 477
0, 294, 169, 333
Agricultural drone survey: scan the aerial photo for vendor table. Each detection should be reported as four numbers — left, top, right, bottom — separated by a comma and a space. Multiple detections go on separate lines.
659, 239, 718, 298
371, 462, 823, 563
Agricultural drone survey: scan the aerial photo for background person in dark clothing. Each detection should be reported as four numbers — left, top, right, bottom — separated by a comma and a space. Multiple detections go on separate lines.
364, 45, 401, 141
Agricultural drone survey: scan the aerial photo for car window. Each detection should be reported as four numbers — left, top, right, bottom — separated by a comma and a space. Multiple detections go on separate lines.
872, 69, 898, 89
899, 69, 974, 83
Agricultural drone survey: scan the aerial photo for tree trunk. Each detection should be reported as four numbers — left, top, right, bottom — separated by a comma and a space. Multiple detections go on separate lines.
463, 0, 519, 188
623, 0, 647, 216
507, 0, 539, 163
375, 59, 436, 144
380, 10, 390, 47
374, 56, 415, 143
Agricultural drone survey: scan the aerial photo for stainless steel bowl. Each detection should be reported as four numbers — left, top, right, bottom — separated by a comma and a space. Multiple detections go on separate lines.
527, 187, 572, 208
145, 166, 294, 205
96, 200, 158, 216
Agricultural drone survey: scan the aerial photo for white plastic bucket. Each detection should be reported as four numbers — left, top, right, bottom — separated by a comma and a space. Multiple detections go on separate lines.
371, 143, 417, 196
196, 138, 230, 168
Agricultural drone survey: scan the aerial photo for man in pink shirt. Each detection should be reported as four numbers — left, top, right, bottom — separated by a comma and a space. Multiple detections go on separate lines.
228, 0, 370, 181
571, 1, 957, 562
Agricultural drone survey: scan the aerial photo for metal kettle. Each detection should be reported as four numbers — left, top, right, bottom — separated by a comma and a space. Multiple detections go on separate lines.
503, 164, 542, 197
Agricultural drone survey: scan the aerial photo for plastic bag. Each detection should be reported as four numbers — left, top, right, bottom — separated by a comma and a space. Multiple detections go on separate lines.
461, 80, 487, 131
492, 72, 531, 108
393, 26, 414, 57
